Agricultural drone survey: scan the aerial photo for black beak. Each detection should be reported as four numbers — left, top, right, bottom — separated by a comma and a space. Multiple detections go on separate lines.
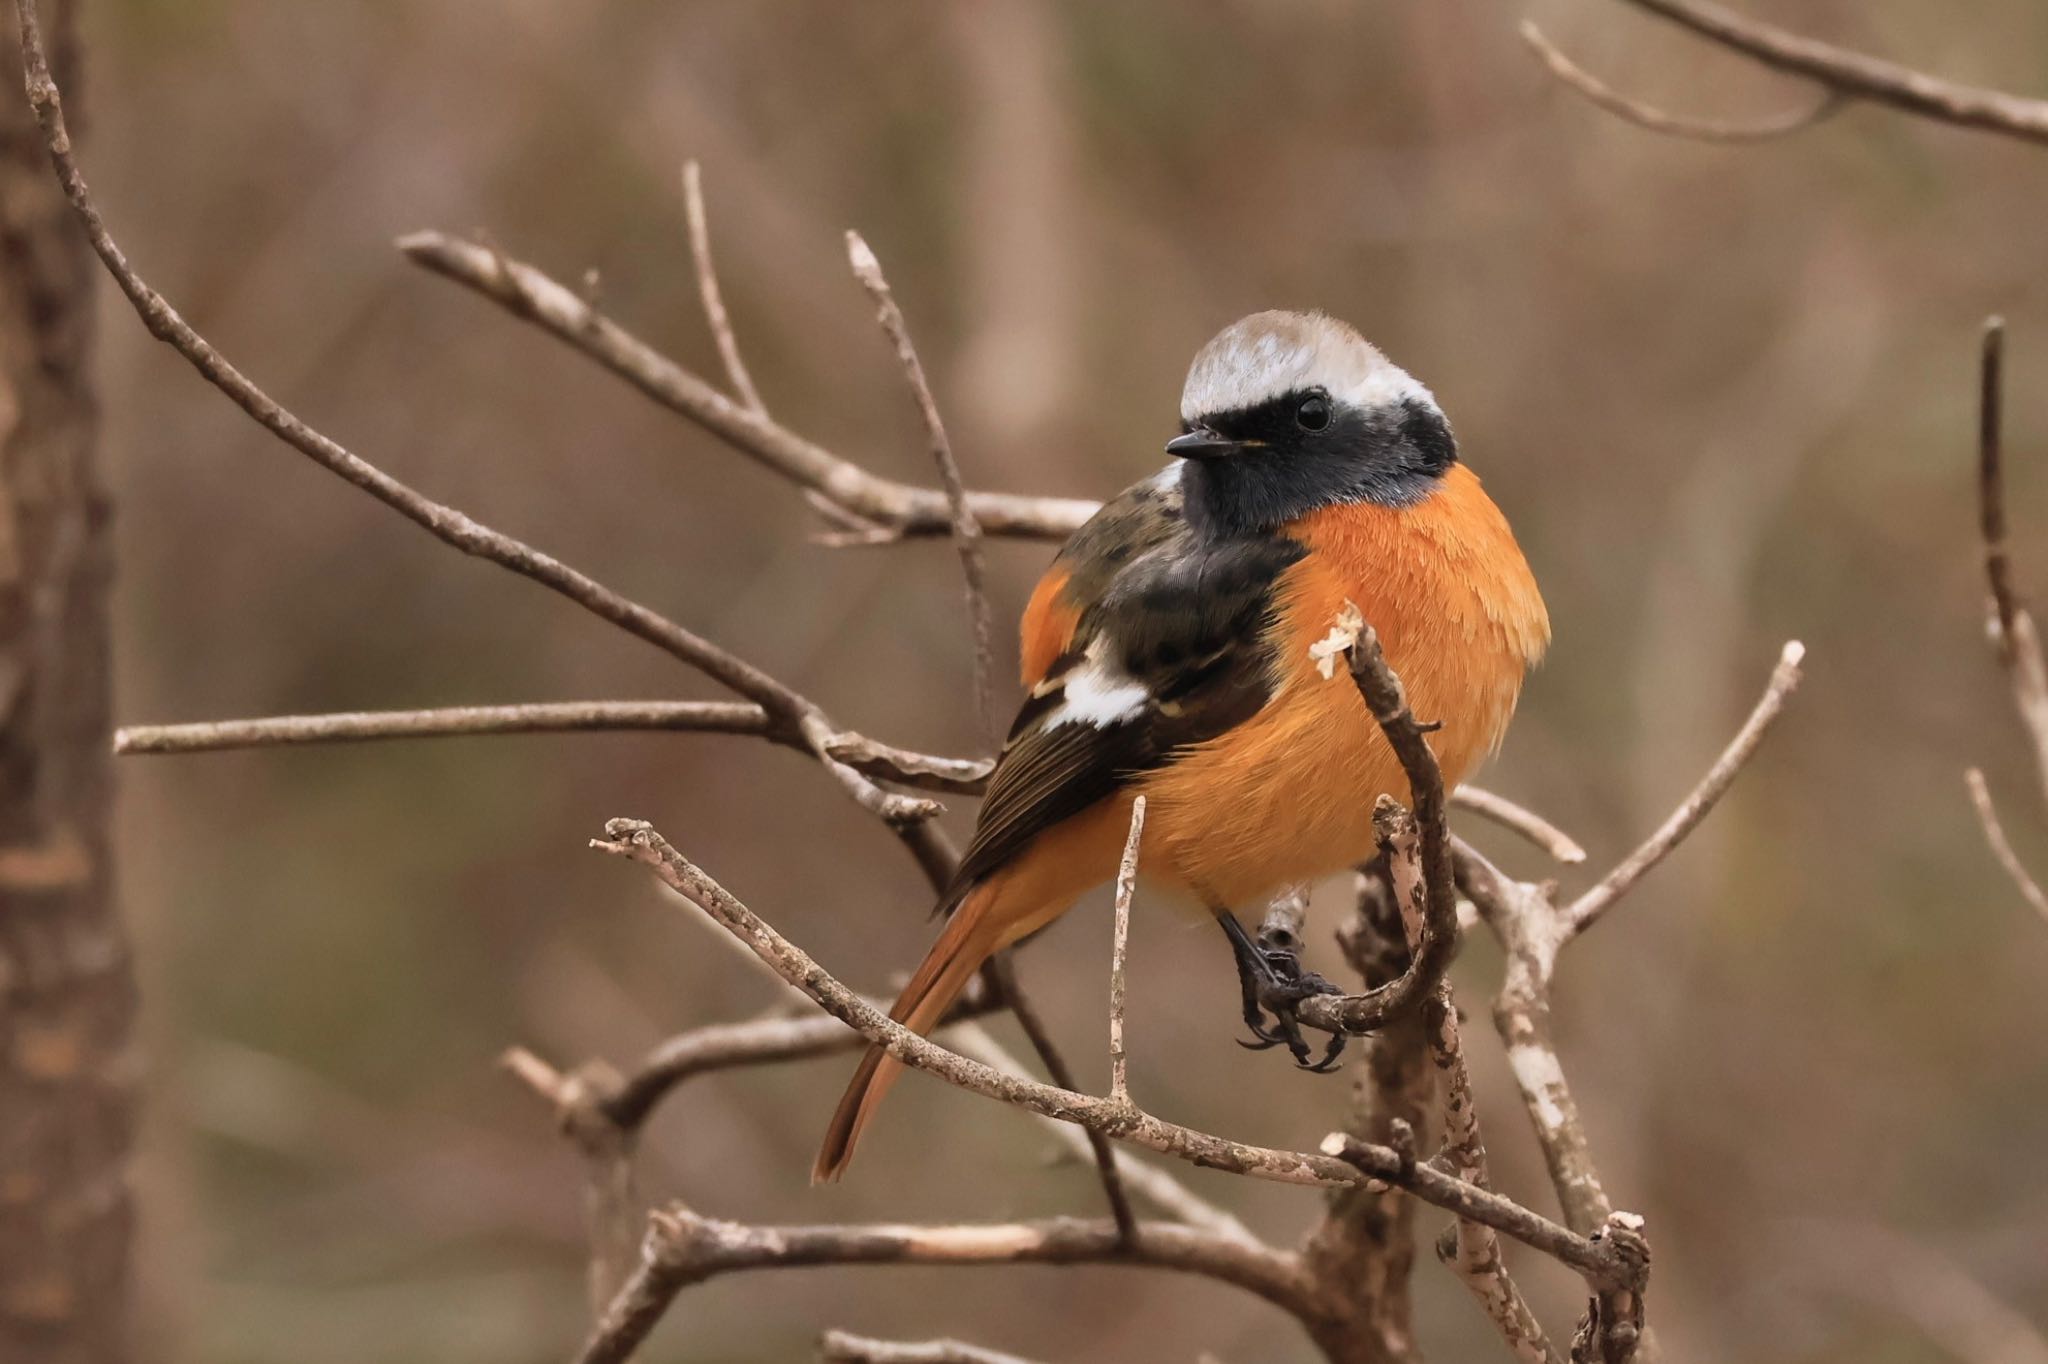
1165, 426, 1241, 460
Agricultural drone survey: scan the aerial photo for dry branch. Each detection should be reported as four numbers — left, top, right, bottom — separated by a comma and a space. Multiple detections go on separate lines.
1521, 20, 1841, 144
1561, 641, 1805, 940
1605, 0, 2048, 147
398, 230, 1095, 541
1966, 769, 2048, 927
819, 1331, 1047, 1364
847, 230, 998, 739
590, 817, 1632, 1282
680, 160, 766, 417
577, 1207, 1314, 1364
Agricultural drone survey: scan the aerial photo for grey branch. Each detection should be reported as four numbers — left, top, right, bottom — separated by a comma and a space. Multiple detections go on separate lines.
819, 1331, 1049, 1364
399, 230, 1096, 541
846, 230, 998, 741
1608, 0, 2048, 147
1521, 20, 1842, 144
1107, 795, 1145, 1107
1973, 319, 2048, 826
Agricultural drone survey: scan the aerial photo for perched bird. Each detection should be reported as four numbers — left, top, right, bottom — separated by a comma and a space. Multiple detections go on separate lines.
815, 310, 1548, 1182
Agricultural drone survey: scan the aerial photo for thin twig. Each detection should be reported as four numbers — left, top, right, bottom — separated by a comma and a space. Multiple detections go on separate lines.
981, 954, 1138, 1244
112, 701, 993, 794
1965, 769, 2048, 927
1610, 0, 2048, 147
1522, 20, 1842, 143
846, 231, 997, 742
1562, 641, 1804, 939
590, 817, 1631, 1281
114, 702, 772, 753
945, 1022, 1255, 1245
680, 160, 766, 416
1981, 318, 2018, 650
1452, 785, 1587, 864
1107, 796, 1144, 1108
1973, 318, 2048, 815
399, 230, 1096, 541
818, 1331, 1048, 1364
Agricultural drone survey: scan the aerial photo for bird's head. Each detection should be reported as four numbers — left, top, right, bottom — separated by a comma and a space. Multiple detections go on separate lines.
1169, 310, 1457, 536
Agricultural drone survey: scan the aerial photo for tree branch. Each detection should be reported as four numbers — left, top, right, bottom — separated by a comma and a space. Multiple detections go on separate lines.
5, 4, 937, 834
680, 160, 766, 417
575, 1206, 1314, 1364
846, 231, 998, 741
1521, 20, 1841, 144
1966, 768, 2048, 928
1561, 641, 1804, 939
1606, 0, 2048, 147
819, 1331, 1048, 1364
590, 817, 1631, 1282
398, 230, 1095, 541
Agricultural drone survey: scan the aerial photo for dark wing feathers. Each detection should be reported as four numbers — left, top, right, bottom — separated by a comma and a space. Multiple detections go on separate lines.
939, 473, 1305, 910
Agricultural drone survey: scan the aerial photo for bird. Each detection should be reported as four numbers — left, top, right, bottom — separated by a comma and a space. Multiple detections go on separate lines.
814, 309, 1549, 1183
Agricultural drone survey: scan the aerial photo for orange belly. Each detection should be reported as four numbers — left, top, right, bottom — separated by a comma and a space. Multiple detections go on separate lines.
1134, 464, 1548, 908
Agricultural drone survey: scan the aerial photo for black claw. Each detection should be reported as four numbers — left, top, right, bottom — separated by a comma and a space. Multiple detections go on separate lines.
1218, 910, 1351, 1073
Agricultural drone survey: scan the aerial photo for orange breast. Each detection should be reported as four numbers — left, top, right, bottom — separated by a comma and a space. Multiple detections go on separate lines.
1134, 464, 1548, 908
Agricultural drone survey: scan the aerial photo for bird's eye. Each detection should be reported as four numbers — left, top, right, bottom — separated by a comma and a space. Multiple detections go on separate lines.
1295, 392, 1332, 432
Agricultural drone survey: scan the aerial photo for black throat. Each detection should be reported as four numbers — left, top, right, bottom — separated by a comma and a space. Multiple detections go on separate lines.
1179, 394, 1457, 541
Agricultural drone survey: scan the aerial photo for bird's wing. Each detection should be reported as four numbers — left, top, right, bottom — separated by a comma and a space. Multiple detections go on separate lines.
943, 468, 1307, 907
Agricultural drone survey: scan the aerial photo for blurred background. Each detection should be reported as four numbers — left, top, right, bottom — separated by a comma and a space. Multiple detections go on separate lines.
89, 1, 2048, 1360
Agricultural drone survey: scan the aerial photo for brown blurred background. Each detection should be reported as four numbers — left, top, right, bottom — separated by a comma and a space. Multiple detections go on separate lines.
89, 1, 2048, 1360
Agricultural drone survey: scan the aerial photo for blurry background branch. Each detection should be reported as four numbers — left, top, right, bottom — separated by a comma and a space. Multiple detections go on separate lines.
1533, 0, 2048, 146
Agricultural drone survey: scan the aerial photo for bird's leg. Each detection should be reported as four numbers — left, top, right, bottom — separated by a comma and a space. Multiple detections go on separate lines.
1216, 912, 1347, 1072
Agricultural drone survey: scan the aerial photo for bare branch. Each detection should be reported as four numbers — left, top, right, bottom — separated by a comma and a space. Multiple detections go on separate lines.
114, 702, 773, 754
113, 701, 994, 795
1973, 318, 2048, 815
1569, 1213, 1651, 1364
576, 1205, 1317, 1364
3, 10, 937, 834
398, 230, 1096, 541
819, 1331, 1047, 1364
590, 817, 1629, 1281
846, 230, 998, 740
499, 1048, 641, 1314
1291, 607, 1457, 1037
945, 1022, 1255, 1245
1965, 769, 2048, 928
1980, 318, 2019, 650
1421, 983, 1562, 1364
1609, 0, 2048, 147
1452, 786, 1586, 865
1522, 20, 1841, 143
1107, 795, 1145, 1107
1562, 641, 1804, 939
680, 160, 766, 416
979, 954, 1138, 1243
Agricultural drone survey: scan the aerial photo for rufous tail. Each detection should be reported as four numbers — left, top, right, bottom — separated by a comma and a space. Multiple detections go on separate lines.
813, 879, 1002, 1183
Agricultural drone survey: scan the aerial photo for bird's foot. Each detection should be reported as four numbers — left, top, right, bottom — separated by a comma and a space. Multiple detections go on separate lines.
1223, 917, 1348, 1072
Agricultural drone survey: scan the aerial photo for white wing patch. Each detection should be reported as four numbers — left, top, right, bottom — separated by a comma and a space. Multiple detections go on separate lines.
1043, 635, 1149, 729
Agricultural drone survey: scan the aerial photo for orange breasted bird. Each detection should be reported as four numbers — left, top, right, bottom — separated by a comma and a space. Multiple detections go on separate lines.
815, 310, 1549, 1182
